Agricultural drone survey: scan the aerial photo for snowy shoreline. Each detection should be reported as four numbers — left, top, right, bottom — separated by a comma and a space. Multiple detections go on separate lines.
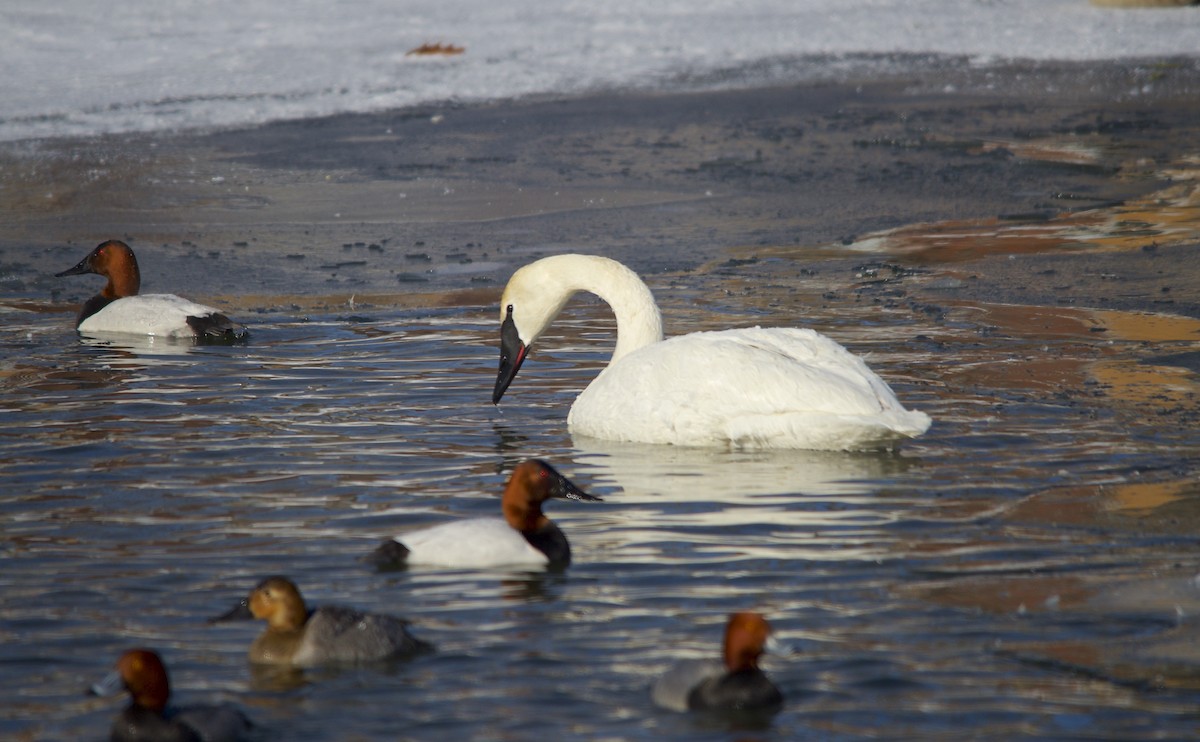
4, 0, 1199, 143
5, 53, 1199, 148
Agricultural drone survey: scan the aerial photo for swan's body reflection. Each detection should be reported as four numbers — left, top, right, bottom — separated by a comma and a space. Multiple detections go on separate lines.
567, 437, 919, 563
573, 436, 915, 498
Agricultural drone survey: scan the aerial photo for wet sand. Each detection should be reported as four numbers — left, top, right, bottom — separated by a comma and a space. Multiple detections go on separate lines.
2, 57, 1199, 321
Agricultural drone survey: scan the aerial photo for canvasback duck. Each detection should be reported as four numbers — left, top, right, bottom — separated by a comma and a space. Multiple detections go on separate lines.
492, 254, 931, 450
371, 459, 601, 569
211, 576, 431, 666
652, 611, 784, 714
55, 240, 247, 341
90, 648, 254, 742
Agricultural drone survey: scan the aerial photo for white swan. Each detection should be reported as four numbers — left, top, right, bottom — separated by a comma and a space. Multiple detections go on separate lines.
492, 254, 931, 451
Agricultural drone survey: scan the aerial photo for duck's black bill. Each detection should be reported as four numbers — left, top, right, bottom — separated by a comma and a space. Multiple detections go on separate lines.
55, 256, 92, 278
492, 308, 528, 404
209, 598, 253, 623
557, 478, 602, 502
538, 460, 602, 503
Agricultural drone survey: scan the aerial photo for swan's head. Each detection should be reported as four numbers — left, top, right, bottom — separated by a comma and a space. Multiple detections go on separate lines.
492, 260, 572, 404
492, 254, 663, 404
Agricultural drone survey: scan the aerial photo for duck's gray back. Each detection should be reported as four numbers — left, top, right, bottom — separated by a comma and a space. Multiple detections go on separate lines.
294, 606, 427, 665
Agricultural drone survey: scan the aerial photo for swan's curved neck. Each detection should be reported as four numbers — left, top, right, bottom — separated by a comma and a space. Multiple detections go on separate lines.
578, 258, 664, 362
510, 255, 664, 363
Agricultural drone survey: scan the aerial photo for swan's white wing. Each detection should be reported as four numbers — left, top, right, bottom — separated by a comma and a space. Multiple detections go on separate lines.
569, 327, 930, 450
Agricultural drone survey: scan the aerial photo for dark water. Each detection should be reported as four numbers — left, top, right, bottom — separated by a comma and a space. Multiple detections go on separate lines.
2, 261, 1200, 741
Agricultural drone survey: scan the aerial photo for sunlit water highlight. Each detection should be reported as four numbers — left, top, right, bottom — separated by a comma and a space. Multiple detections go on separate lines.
1, 268, 1199, 739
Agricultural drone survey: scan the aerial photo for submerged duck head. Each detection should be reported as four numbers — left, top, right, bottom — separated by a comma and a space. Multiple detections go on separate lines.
212, 575, 309, 633
56, 239, 142, 299
501, 459, 601, 534
90, 648, 171, 713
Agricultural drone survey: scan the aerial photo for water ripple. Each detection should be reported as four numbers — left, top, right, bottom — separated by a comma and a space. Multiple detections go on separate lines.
2, 287, 1198, 739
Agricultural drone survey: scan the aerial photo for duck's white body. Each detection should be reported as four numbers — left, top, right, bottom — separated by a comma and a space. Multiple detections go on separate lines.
495, 254, 930, 451
393, 518, 551, 568
78, 294, 233, 338
376, 460, 597, 569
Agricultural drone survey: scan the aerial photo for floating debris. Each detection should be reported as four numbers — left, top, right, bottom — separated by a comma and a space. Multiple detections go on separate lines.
406, 42, 465, 57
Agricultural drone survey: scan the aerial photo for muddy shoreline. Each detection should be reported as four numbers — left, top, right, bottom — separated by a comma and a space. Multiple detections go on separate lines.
1, 58, 1198, 320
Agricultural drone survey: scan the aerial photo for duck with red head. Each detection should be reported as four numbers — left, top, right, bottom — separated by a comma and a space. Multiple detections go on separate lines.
370, 459, 602, 569
56, 240, 247, 341
90, 648, 254, 742
652, 611, 785, 714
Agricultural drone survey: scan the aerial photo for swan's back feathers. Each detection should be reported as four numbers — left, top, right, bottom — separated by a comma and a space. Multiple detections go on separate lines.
569, 327, 930, 450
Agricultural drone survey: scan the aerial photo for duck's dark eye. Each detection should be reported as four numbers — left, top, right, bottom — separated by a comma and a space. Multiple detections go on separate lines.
506, 304, 514, 317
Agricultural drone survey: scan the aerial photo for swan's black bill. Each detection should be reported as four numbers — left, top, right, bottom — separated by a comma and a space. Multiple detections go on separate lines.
493, 307, 528, 404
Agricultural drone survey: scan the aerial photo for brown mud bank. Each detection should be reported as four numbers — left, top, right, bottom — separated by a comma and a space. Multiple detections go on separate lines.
1, 57, 1197, 307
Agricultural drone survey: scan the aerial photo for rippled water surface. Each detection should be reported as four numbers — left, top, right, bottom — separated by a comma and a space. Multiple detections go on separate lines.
3, 262, 1200, 740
